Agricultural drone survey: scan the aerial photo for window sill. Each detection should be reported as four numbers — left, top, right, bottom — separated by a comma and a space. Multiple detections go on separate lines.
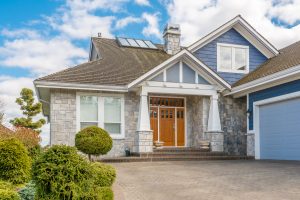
217, 69, 249, 74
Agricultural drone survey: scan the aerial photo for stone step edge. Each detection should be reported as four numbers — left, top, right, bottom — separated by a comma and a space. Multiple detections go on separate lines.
100, 156, 255, 163
132, 152, 228, 157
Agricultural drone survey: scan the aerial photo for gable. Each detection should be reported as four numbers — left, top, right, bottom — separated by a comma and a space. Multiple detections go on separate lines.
150, 61, 210, 85
194, 28, 268, 85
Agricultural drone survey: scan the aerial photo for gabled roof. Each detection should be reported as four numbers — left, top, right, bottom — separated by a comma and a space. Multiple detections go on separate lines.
233, 41, 300, 87
35, 38, 171, 86
188, 15, 278, 58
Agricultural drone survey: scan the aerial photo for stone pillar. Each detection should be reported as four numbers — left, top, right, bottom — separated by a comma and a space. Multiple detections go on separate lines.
133, 92, 153, 153
247, 133, 255, 156
205, 94, 224, 152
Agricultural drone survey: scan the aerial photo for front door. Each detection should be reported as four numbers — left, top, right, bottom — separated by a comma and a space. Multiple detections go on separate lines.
159, 107, 175, 146
150, 97, 185, 147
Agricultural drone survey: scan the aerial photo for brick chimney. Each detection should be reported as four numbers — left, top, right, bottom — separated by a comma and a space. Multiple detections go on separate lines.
163, 24, 181, 55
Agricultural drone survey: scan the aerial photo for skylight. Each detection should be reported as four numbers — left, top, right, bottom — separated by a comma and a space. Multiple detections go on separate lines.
117, 37, 158, 49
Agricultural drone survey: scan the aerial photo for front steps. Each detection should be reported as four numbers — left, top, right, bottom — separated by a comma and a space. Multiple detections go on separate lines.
100, 147, 254, 163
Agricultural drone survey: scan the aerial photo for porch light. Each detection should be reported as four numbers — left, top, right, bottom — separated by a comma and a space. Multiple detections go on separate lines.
246, 109, 252, 117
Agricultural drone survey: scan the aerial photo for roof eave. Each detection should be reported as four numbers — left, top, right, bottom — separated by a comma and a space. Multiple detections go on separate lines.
229, 64, 300, 97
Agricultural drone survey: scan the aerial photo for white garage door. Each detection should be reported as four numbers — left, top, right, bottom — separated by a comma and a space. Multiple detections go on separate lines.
259, 97, 300, 160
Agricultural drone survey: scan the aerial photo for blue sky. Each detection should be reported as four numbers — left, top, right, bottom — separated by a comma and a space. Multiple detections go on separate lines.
0, 0, 300, 145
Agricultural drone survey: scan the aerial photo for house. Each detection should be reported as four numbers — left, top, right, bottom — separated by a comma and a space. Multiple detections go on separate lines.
34, 15, 300, 160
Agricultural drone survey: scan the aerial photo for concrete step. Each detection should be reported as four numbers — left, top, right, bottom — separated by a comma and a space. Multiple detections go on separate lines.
100, 156, 254, 163
136, 152, 227, 158
153, 147, 209, 153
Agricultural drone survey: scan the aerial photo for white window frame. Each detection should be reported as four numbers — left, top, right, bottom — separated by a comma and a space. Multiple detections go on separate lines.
217, 43, 249, 74
76, 92, 125, 139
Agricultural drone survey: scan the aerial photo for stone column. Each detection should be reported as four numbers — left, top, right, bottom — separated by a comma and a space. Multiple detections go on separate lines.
205, 94, 224, 152
133, 91, 153, 153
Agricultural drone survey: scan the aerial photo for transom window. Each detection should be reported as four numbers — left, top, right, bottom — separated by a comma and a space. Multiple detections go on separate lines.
217, 43, 249, 74
77, 93, 124, 139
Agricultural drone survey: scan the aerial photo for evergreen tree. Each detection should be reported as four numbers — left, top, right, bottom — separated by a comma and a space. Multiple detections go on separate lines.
10, 88, 46, 133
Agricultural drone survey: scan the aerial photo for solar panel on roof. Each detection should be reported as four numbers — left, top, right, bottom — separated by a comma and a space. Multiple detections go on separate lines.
135, 40, 148, 48
117, 37, 158, 49
127, 38, 139, 47
144, 40, 157, 49
118, 38, 130, 46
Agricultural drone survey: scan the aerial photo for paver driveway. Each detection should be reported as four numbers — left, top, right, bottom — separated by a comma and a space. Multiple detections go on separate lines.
111, 160, 300, 200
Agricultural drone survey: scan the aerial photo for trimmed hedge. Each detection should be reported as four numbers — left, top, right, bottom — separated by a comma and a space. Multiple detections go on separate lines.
0, 189, 20, 200
96, 187, 113, 200
92, 162, 116, 187
0, 139, 31, 184
75, 126, 112, 160
32, 145, 96, 199
0, 181, 20, 200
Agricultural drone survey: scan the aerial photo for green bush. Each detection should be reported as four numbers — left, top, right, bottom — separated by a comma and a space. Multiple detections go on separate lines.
0, 189, 20, 200
18, 182, 35, 200
28, 145, 42, 161
75, 126, 113, 160
32, 145, 95, 199
0, 139, 31, 184
96, 187, 113, 200
92, 163, 116, 187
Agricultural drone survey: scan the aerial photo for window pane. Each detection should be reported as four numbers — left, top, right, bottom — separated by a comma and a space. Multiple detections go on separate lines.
220, 46, 232, 70
104, 123, 121, 134
80, 122, 98, 130
80, 96, 98, 121
104, 97, 121, 123
235, 48, 247, 70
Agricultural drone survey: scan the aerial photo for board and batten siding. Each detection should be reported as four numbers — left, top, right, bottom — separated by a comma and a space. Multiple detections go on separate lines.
194, 28, 267, 84
248, 79, 300, 131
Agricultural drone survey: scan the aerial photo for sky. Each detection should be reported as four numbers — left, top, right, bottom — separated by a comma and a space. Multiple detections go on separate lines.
0, 0, 300, 145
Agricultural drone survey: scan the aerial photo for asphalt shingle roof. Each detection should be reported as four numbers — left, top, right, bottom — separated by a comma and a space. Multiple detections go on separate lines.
36, 37, 171, 86
234, 41, 300, 87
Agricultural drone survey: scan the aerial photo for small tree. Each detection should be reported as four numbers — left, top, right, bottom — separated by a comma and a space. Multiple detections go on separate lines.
75, 126, 113, 161
0, 98, 4, 124
10, 88, 45, 133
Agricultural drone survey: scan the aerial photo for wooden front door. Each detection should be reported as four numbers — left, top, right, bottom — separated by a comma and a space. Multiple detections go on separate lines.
159, 107, 175, 146
150, 97, 185, 147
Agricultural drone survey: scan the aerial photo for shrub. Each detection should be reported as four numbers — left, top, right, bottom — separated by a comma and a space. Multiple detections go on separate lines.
18, 182, 35, 200
13, 127, 40, 150
96, 187, 113, 200
0, 189, 20, 200
91, 163, 116, 187
0, 139, 31, 184
75, 126, 113, 161
32, 145, 95, 199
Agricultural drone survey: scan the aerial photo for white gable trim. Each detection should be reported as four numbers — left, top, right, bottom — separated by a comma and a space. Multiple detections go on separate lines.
127, 49, 231, 90
188, 15, 278, 58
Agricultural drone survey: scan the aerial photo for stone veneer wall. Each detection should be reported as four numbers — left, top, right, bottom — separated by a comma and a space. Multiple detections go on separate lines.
247, 134, 255, 156
186, 96, 210, 147
219, 95, 247, 155
50, 89, 139, 157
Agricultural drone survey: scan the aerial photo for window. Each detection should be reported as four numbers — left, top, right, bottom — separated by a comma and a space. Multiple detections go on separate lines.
77, 93, 124, 139
217, 43, 249, 73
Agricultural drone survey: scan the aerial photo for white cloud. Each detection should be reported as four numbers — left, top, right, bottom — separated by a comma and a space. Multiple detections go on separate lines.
135, 0, 151, 6
1, 28, 41, 39
167, 0, 300, 48
269, 0, 300, 24
0, 37, 87, 76
115, 16, 143, 29
142, 12, 161, 38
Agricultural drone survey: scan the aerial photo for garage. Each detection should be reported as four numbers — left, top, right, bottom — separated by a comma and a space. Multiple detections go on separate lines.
257, 97, 300, 160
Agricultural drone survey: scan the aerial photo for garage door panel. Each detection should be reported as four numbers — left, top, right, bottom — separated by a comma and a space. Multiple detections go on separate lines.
259, 97, 300, 160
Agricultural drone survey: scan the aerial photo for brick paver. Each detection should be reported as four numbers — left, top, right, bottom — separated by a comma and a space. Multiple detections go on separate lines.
112, 160, 300, 200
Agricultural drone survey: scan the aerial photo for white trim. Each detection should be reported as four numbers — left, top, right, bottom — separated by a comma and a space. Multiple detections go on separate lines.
35, 81, 128, 92
188, 15, 278, 57
127, 49, 231, 90
76, 92, 125, 139
230, 64, 300, 97
253, 91, 300, 159
217, 43, 249, 74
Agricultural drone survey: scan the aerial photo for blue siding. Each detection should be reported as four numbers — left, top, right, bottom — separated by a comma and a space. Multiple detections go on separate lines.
248, 79, 300, 130
194, 28, 267, 84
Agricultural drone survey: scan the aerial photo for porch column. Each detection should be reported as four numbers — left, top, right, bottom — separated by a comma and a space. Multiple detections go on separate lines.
205, 94, 224, 152
133, 89, 153, 153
